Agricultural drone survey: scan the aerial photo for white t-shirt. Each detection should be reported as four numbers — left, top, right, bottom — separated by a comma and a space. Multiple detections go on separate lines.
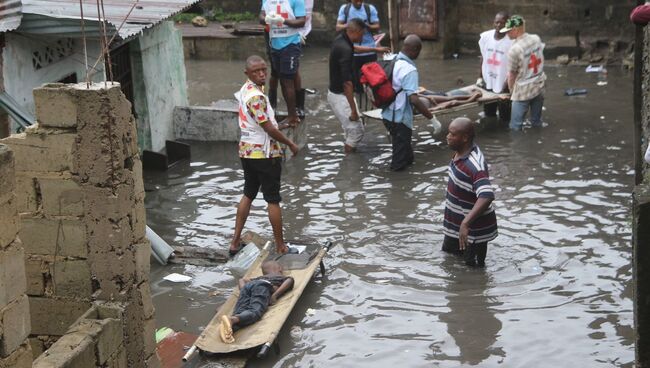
479, 30, 512, 93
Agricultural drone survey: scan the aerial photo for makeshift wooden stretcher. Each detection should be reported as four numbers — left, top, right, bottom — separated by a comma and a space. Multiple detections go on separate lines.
183, 240, 332, 362
362, 84, 509, 132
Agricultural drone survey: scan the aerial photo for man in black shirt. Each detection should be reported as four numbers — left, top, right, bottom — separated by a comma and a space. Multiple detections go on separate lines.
327, 18, 366, 153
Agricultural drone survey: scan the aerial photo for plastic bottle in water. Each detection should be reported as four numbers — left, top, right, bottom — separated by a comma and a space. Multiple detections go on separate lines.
597, 68, 608, 86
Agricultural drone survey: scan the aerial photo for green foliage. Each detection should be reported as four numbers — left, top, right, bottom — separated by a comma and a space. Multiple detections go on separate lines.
209, 8, 257, 22
172, 12, 201, 24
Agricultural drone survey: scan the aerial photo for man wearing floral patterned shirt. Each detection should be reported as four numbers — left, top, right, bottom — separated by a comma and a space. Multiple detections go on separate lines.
230, 55, 299, 256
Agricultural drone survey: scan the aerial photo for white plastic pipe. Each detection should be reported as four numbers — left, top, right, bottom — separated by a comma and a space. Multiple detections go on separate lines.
146, 226, 174, 265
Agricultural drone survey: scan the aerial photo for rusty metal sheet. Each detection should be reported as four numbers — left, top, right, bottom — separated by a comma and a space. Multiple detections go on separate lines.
399, 0, 437, 39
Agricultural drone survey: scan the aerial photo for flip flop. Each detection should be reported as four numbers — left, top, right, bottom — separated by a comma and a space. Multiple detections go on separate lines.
228, 243, 244, 257
219, 315, 235, 344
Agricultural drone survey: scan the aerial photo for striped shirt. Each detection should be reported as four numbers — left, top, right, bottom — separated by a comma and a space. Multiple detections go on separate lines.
443, 145, 498, 243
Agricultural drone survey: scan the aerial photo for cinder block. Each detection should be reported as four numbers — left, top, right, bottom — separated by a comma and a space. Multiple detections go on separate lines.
0, 295, 31, 357
0, 342, 32, 368
29, 297, 90, 336
13, 175, 38, 213
85, 185, 135, 221
138, 283, 154, 320
0, 241, 27, 307
52, 260, 92, 298
0, 194, 18, 248
32, 332, 96, 368
134, 242, 151, 283
1, 130, 77, 173
33, 86, 79, 128
39, 176, 84, 217
143, 317, 157, 358
132, 198, 147, 243
95, 301, 125, 320
107, 346, 127, 368
19, 217, 86, 258
0, 145, 15, 198
95, 319, 123, 365
24, 257, 45, 296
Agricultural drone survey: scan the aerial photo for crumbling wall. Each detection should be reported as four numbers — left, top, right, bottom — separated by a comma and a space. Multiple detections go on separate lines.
0, 82, 158, 367
33, 302, 128, 367
0, 144, 33, 368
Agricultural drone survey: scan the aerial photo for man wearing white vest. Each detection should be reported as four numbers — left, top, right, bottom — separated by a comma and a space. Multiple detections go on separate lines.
381, 35, 435, 171
478, 11, 512, 121
229, 55, 299, 256
501, 15, 546, 130
261, 0, 306, 127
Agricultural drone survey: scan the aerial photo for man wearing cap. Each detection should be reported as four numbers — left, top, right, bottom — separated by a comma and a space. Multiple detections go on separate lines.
501, 15, 546, 130
478, 11, 512, 121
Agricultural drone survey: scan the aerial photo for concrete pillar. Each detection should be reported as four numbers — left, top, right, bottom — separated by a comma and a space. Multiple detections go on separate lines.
634, 187, 650, 367
0, 144, 33, 367
0, 82, 158, 366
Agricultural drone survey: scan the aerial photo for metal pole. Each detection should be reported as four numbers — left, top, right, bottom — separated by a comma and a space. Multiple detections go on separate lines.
634, 6, 644, 186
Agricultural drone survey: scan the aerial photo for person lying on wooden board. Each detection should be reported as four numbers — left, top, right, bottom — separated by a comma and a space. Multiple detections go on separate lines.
219, 260, 295, 344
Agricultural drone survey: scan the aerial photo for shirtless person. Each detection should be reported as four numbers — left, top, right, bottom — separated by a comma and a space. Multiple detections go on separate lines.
220, 260, 294, 343
418, 90, 483, 112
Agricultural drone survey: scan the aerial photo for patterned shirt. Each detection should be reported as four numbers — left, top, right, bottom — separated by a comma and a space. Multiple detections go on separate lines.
507, 33, 546, 101
443, 145, 498, 243
239, 92, 283, 159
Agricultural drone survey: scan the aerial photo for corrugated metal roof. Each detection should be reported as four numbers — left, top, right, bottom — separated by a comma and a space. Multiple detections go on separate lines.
19, 0, 199, 38
0, 0, 23, 32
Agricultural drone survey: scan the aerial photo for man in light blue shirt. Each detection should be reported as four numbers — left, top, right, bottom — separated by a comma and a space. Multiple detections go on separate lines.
336, 0, 388, 93
381, 35, 433, 171
261, 0, 306, 126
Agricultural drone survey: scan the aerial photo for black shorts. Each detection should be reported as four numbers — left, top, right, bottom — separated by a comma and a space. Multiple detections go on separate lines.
270, 43, 301, 80
241, 157, 282, 203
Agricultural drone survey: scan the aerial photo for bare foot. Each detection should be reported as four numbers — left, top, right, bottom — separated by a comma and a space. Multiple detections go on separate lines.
276, 244, 288, 254
220, 315, 235, 344
344, 144, 356, 154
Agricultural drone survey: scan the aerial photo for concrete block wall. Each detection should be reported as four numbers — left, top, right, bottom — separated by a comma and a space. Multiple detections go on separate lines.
0, 82, 159, 367
32, 302, 128, 368
0, 145, 33, 367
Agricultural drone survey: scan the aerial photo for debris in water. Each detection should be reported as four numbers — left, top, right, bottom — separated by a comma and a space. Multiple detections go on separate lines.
163, 273, 192, 282
564, 88, 588, 96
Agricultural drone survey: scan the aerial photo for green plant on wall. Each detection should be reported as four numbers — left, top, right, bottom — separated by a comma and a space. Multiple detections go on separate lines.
171, 12, 201, 23
210, 8, 256, 22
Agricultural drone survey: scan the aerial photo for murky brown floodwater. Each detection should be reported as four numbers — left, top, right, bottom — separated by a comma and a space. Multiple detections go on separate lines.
146, 47, 634, 367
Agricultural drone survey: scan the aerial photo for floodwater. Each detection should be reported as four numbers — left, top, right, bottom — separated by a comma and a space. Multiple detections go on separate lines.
146, 47, 635, 367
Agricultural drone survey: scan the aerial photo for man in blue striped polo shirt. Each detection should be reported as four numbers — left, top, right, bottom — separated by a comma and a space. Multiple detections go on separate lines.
442, 117, 498, 267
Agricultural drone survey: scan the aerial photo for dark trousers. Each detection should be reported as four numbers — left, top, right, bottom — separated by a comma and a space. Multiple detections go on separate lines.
383, 120, 414, 171
442, 235, 488, 267
232, 280, 272, 331
483, 98, 511, 121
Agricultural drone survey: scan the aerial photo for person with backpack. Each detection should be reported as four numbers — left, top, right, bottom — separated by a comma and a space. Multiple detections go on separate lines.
328, 18, 367, 153
336, 0, 389, 94
381, 35, 435, 171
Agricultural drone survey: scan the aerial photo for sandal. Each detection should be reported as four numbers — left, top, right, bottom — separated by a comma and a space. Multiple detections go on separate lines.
228, 243, 245, 257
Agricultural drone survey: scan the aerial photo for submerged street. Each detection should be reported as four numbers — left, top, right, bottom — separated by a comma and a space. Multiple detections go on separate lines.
145, 47, 634, 367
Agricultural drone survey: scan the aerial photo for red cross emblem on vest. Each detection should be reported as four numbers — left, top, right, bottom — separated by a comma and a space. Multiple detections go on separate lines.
528, 54, 541, 74
487, 52, 500, 67
276, 4, 289, 20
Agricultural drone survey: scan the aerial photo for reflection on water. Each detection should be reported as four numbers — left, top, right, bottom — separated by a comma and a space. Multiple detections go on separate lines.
146, 48, 634, 367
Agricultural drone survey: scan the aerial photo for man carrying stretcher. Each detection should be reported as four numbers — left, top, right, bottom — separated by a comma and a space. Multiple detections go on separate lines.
220, 260, 294, 343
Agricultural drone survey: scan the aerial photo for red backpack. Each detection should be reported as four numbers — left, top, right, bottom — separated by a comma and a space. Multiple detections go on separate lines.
360, 59, 402, 109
